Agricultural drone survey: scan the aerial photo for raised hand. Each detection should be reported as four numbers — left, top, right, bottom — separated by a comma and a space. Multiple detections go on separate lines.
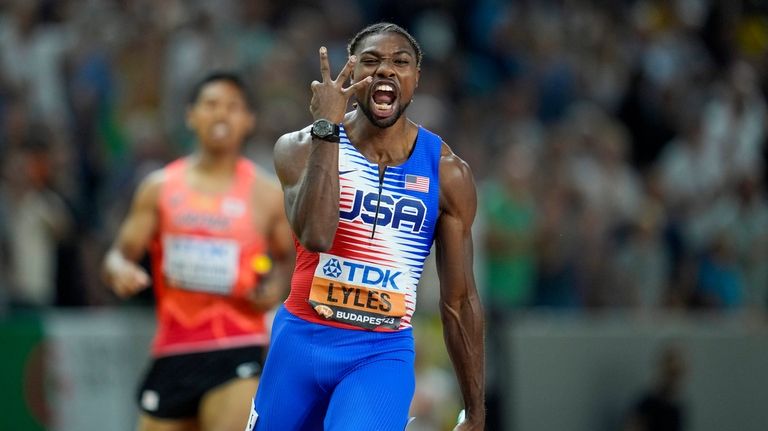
309, 46, 372, 124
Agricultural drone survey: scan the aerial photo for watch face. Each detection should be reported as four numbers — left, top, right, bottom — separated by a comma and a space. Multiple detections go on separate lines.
313, 120, 332, 137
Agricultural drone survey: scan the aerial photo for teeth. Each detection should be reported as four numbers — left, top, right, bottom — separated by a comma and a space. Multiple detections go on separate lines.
374, 102, 392, 110
212, 123, 229, 138
375, 84, 394, 92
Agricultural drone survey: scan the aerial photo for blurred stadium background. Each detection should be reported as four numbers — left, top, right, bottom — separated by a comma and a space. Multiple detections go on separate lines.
1, 0, 767, 430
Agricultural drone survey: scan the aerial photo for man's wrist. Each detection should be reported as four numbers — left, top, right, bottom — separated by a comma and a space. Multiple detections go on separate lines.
310, 119, 340, 142
463, 406, 486, 424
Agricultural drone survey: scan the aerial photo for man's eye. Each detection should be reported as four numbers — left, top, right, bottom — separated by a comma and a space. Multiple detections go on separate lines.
361, 59, 378, 65
395, 59, 409, 65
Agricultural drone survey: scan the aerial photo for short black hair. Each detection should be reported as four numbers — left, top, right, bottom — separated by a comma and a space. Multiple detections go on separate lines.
347, 22, 423, 67
188, 71, 255, 110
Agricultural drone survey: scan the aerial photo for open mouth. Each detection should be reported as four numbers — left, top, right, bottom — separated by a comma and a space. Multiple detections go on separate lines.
370, 82, 397, 118
211, 122, 230, 140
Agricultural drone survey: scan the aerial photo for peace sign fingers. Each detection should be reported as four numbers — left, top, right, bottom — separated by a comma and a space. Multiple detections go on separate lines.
335, 55, 357, 85
318, 46, 332, 82
310, 46, 370, 123
342, 75, 373, 96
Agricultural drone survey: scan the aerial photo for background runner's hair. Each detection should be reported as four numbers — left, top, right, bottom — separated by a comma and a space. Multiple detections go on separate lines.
347, 22, 423, 67
188, 71, 256, 110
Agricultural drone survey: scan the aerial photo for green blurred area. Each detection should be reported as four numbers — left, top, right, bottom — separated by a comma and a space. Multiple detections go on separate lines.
0, 314, 46, 431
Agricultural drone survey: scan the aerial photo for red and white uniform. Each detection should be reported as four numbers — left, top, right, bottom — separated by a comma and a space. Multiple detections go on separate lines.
148, 157, 269, 356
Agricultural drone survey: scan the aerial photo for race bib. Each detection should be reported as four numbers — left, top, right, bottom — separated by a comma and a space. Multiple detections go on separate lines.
308, 254, 411, 330
162, 234, 240, 294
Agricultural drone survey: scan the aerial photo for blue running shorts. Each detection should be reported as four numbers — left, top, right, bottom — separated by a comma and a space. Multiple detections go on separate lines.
246, 305, 415, 431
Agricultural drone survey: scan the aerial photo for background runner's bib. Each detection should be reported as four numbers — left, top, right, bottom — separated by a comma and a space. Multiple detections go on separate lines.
162, 234, 240, 294
148, 157, 270, 356
285, 125, 442, 331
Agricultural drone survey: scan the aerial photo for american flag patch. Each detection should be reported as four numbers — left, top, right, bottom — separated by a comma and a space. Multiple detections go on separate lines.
404, 174, 430, 192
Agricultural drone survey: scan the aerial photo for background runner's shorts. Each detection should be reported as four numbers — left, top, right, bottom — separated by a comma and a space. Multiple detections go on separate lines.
137, 345, 265, 419
248, 305, 416, 431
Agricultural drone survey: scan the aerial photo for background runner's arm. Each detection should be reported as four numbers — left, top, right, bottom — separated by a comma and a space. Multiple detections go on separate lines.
102, 171, 162, 298
250, 178, 295, 310
273, 129, 339, 252
435, 151, 485, 430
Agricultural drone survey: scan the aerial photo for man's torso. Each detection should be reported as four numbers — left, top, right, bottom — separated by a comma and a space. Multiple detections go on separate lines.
149, 157, 271, 356
284, 125, 442, 332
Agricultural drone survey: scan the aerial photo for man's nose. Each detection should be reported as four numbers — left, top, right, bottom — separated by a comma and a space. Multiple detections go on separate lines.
375, 59, 396, 78
213, 104, 229, 119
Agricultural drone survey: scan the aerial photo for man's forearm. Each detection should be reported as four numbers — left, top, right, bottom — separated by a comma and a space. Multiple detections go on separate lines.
441, 295, 486, 423
271, 255, 294, 298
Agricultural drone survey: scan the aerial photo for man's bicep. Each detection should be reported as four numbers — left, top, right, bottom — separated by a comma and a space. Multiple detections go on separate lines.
435, 212, 475, 303
273, 131, 309, 192
440, 155, 477, 229
113, 174, 161, 261
436, 153, 478, 301
273, 131, 309, 225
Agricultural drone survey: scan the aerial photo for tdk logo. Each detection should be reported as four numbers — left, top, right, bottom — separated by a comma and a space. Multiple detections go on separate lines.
340, 190, 426, 233
323, 258, 343, 278
343, 261, 402, 290
320, 257, 403, 290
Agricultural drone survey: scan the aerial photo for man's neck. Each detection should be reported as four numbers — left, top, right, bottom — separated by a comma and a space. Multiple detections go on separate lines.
190, 150, 239, 177
343, 111, 416, 165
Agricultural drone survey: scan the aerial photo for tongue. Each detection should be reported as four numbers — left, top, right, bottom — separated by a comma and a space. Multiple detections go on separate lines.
373, 91, 394, 104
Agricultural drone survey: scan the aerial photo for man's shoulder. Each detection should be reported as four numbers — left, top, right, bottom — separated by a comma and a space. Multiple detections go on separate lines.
140, 166, 169, 191
275, 126, 313, 152
154, 157, 188, 182
127, 167, 167, 208
438, 142, 472, 179
247, 162, 282, 197
437, 141, 476, 213
273, 126, 315, 182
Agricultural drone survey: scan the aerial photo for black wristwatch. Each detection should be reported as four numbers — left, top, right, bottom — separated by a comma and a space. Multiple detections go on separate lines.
311, 119, 340, 142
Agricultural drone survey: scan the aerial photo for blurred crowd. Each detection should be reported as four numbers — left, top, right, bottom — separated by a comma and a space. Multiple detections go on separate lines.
0, 0, 767, 314
475, 0, 768, 315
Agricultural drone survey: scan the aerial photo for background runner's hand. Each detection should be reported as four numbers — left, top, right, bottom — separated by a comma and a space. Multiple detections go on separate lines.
309, 46, 372, 123
248, 278, 284, 311
110, 261, 150, 298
